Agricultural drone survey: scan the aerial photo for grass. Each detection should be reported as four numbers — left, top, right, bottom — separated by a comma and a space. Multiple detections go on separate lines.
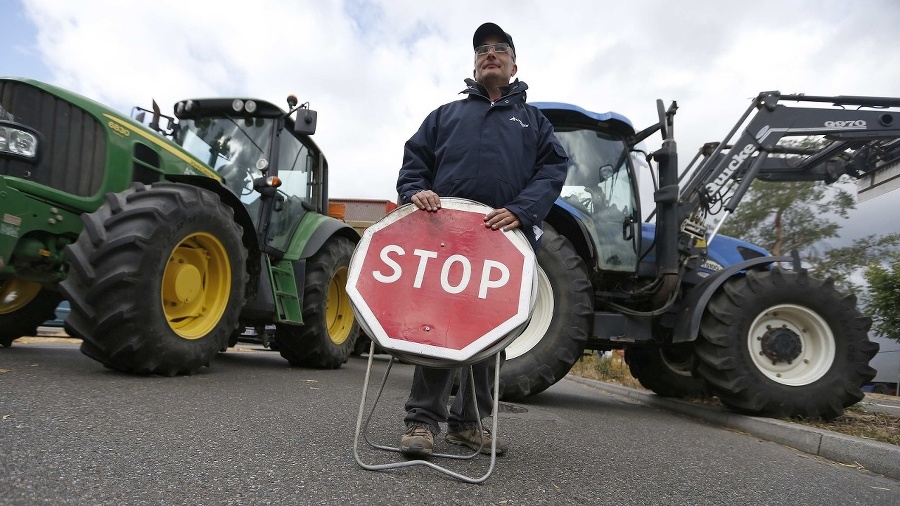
568, 351, 900, 447
801, 403, 900, 446
569, 349, 642, 389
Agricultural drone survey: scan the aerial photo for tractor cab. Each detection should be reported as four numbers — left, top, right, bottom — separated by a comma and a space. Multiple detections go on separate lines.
535, 102, 642, 275
165, 97, 325, 257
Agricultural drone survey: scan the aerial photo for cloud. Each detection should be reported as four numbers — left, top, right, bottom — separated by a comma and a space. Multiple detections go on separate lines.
12, 0, 900, 233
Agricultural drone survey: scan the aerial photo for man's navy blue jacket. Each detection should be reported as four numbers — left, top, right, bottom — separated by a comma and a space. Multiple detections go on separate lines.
397, 78, 568, 249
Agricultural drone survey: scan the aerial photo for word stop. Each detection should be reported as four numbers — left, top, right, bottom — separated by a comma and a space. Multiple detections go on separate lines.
371, 245, 511, 299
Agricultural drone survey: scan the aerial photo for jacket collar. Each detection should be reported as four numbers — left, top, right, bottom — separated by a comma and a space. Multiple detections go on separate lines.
462, 78, 528, 103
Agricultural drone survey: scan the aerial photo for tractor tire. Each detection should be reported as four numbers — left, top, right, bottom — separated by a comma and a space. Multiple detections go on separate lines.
499, 224, 592, 400
351, 335, 382, 356
694, 268, 878, 420
351, 335, 371, 356
624, 343, 710, 398
60, 183, 248, 375
0, 280, 63, 347
275, 236, 359, 369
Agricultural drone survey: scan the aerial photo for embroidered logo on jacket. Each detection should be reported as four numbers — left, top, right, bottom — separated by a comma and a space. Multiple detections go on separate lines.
509, 116, 529, 128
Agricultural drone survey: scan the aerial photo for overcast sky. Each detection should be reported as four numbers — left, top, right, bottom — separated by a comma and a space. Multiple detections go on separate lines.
3, 0, 900, 244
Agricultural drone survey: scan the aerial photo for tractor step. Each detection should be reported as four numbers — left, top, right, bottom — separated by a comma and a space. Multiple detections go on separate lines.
267, 257, 303, 325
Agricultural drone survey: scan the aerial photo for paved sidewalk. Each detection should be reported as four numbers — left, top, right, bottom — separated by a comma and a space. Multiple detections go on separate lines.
565, 375, 900, 481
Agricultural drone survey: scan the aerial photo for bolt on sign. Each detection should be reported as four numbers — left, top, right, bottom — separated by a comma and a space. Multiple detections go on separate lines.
347, 198, 537, 362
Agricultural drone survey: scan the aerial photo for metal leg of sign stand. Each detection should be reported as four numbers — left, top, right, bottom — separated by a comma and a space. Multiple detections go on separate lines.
353, 341, 501, 484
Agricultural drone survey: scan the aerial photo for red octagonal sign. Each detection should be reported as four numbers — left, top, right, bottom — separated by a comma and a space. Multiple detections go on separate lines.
347, 198, 537, 363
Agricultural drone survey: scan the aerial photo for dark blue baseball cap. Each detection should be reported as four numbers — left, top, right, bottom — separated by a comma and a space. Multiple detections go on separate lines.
473, 22, 515, 57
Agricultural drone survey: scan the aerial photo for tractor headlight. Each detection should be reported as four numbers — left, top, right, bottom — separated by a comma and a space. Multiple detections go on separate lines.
0, 121, 40, 162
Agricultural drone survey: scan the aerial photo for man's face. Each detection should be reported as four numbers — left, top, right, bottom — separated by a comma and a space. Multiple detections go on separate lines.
473, 36, 517, 87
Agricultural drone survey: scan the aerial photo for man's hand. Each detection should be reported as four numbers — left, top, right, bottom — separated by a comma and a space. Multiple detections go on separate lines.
410, 190, 441, 212
484, 208, 521, 231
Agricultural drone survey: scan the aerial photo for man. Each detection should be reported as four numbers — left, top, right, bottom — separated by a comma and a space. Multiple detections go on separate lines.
396, 22, 568, 457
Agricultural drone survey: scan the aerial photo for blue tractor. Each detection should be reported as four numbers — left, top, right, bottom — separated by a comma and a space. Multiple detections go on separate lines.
499, 93, 897, 419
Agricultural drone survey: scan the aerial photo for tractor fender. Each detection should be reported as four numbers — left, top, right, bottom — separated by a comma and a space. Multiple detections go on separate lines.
297, 218, 360, 260
545, 201, 596, 265
271, 217, 358, 318
163, 174, 260, 253
671, 255, 794, 343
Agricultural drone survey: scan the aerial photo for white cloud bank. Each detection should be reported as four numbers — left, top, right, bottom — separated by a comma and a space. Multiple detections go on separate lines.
12, 0, 900, 240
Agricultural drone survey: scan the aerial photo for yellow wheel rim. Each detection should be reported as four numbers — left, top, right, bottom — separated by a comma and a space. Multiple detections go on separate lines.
161, 232, 232, 340
0, 279, 42, 314
326, 266, 353, 345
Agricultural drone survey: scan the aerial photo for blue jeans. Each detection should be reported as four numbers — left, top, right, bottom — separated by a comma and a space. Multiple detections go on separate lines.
403, 353, 504, 436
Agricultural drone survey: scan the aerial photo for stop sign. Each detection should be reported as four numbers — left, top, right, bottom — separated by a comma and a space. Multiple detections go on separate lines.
347, 198, 537, 363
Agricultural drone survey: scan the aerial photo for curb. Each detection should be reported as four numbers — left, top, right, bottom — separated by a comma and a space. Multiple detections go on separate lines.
565, 375, 900, 481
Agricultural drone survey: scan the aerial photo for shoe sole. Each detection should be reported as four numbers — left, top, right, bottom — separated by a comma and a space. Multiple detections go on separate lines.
445, 435, 506, 455
400, 444, 433, 456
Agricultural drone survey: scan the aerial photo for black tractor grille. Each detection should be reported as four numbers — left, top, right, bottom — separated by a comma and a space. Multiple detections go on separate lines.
0, 80, 105, 198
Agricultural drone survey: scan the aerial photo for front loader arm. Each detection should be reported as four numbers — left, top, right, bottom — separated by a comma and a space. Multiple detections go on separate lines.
678, 91, 900, 228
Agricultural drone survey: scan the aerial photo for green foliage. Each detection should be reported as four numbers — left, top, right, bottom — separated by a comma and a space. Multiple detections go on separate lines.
568, 351, 641, 388
812, 234, 900, 292
719, 179, 900, 294
719, 180, 854, 256
864, 260, 900, 343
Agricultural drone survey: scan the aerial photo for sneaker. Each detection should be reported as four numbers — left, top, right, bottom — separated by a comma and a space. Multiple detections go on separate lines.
446, 426, 508, 455
400, 425, 433, 456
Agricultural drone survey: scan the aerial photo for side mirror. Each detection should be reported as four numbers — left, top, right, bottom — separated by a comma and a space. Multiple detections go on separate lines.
294, 108, 318, 135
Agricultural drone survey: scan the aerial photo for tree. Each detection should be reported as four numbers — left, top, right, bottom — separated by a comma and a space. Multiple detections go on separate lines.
718, 179, 900, 293
814, 234, 900, 292
719, 179, 855, 257
864, 260, 900, 343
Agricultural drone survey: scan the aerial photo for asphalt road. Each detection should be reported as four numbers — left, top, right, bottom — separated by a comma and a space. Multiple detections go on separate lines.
1, 339, 898, 505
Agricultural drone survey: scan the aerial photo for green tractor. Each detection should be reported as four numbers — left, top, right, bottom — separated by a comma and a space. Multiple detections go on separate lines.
0, 77, 360, 374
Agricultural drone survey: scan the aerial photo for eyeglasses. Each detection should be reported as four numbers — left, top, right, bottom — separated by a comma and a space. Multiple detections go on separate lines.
475, 43, 512, 57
